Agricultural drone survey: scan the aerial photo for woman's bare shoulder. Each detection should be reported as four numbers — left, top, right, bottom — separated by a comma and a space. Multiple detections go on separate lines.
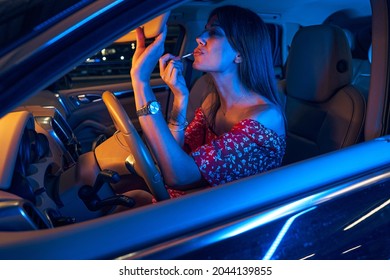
246, 103, 285, 137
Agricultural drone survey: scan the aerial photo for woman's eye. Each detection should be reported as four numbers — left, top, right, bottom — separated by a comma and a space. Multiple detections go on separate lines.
199, 28, 223, 38
208, 30, 220, 36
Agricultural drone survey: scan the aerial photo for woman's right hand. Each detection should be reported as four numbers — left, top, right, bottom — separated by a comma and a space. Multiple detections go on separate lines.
130, 25, 167, 83
159, 54, 189, 101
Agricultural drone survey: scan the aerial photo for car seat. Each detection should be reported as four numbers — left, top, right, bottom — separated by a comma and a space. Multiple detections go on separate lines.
281, 24, 366, 165
351, 44, 371, 101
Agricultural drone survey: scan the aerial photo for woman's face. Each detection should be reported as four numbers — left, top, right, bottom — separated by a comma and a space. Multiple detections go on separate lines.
192, 16, 239, 74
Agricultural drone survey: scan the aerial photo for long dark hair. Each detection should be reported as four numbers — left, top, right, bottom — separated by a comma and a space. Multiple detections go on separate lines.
206, 5, 285, 126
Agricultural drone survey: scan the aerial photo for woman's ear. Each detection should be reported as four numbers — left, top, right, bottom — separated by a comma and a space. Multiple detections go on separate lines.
234, 53, 242, 63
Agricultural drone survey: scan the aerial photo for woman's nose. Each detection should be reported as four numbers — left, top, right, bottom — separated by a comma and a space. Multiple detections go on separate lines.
196, 35, 206, 46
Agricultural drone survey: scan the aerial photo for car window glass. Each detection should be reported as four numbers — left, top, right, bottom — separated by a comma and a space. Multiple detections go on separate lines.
268, 24, 282, 68
267, 23, 283, 79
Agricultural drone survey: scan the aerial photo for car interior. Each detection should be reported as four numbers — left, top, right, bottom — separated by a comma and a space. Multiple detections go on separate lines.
280, 24, 366, 164
0, 0, 384, 238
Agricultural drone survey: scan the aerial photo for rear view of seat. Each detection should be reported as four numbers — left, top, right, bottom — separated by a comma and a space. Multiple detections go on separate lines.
281, 25, 366, 165
351, 44, 372, 101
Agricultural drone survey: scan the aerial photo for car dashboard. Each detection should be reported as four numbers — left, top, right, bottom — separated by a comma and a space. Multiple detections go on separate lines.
0, 96, 82, 231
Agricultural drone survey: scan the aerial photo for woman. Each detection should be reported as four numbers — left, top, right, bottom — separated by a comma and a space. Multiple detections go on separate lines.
130, 5, 286, 199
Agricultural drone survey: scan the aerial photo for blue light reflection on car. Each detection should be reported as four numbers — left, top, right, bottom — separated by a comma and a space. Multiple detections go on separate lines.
216, 169, 382, 244
344, 198, 390, 231
159, 165, 390, 259
33, 0, 94, 32
262, 207, 316, 260
43, 0, 124, 49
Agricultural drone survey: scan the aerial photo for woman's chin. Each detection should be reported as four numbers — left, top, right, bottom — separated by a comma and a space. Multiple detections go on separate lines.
192, 62, 207, 72
192, 61, 200, 69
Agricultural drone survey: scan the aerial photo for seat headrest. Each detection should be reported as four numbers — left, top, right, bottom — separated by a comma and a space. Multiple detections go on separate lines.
285, 25, 353, 103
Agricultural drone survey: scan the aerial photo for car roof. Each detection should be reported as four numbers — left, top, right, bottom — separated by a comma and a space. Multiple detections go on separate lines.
175, 0, 371, 25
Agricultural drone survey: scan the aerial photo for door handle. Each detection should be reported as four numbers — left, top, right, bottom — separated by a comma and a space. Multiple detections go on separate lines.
77, 94, 102, 104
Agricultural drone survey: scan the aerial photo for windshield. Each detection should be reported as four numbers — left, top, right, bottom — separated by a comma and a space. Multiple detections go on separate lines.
0, 0, 95, 55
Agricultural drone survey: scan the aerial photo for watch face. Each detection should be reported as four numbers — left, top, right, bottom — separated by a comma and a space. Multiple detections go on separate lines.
149, 101, 160, 114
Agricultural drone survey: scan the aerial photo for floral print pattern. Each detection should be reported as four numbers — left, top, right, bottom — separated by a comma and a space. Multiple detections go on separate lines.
166, 108, 286, 198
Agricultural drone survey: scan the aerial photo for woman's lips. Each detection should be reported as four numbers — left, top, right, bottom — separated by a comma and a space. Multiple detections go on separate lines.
193, 49, 203, 56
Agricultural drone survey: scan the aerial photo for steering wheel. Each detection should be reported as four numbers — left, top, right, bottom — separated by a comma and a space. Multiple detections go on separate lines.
102, 91, 170, 201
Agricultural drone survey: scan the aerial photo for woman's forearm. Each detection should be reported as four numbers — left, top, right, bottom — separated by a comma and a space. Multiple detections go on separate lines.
168, 93, 189, 147
131, 79, 201, 189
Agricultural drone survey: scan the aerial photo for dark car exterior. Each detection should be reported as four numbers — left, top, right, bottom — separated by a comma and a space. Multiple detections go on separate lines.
0, 0, 389, 260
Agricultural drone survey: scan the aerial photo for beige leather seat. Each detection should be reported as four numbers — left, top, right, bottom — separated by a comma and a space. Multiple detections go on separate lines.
281, 25, 366, 165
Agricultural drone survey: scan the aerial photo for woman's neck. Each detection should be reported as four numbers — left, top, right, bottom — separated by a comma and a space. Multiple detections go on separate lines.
210, 72, 250, 110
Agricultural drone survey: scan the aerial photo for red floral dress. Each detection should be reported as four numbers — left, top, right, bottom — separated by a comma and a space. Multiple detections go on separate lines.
166, 108, 286, 198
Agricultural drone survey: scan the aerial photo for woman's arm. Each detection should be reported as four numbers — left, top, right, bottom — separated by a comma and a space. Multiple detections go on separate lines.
130, 27, 203, 189
159, 53, 189, 147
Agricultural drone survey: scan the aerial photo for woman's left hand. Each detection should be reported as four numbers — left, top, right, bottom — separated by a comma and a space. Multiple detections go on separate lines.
159, 54, 189, 101
130, 25, 167, 83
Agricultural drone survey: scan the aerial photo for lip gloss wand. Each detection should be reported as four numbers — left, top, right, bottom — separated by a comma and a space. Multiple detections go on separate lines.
181, 53, 193, 59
